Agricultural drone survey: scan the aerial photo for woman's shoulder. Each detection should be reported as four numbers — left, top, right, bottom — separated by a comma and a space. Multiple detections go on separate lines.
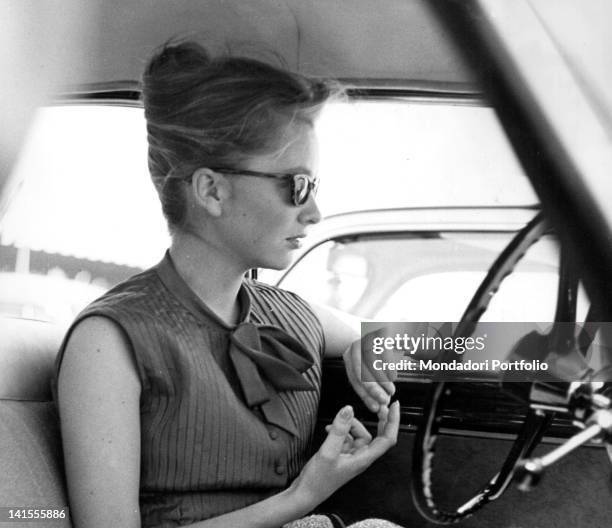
54, 267, 171, 388
61, 315, 134, 366
91, 267, 159, 302
76, 266, 174, 322
53, 313, 142, 405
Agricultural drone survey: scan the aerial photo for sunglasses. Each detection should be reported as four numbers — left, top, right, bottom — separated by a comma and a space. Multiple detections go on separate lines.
208, 167, 319, 206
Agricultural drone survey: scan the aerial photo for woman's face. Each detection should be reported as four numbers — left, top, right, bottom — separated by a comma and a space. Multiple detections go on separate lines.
220, 121, 322, 271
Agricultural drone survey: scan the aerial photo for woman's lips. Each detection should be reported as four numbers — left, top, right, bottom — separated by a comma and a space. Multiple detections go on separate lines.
286, 235, 305, 249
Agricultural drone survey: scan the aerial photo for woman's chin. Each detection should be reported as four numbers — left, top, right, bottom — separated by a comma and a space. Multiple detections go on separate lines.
256, 253, 293, 272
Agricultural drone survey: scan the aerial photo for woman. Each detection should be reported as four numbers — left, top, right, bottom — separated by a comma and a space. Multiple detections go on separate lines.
55, 41, 400, 528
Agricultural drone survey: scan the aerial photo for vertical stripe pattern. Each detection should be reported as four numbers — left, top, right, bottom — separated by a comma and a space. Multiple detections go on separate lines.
54, 257, 325, 528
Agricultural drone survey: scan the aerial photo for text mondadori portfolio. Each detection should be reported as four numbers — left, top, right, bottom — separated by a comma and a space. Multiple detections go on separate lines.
372, 358, 549, 372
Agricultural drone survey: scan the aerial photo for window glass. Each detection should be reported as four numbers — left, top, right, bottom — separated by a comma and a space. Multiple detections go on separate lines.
315, 101, 536, 215
0, 106, 168, 325
278, 234, 580, 323
0, 99, 535, 324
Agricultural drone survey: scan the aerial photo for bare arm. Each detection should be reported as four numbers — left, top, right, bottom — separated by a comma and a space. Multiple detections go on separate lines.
311, 304, 395, 412
57, 316, 142, 527
311, 303, 360, 358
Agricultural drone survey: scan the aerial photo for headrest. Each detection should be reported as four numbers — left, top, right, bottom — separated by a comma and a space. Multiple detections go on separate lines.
0, 317, 65, 401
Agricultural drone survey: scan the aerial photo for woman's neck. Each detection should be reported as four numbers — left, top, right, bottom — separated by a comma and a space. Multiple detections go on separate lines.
168, 231, 246, 325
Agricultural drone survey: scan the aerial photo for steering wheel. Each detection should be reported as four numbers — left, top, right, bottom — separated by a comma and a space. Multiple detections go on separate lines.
411, 212, 567, 523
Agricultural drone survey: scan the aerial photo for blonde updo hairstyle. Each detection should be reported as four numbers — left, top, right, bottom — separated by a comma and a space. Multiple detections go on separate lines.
141, 40, 335, 231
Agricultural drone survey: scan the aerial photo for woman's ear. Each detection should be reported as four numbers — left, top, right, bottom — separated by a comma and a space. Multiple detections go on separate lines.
191, 168, 228, 217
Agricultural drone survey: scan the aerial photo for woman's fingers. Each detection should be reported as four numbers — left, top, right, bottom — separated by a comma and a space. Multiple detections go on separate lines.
347, 402, 400, 463
324, 418, 371, 441
361, 372, 393, 406
345, 370, 380, 412
326, 416, 372, 453
349, 417, 372, 443
319, 406, 355, 458
324, 426, 354, 454
346, 417, 372, 452
340, 402, 400, 466
342, 436, 353, 454
361, 348, 397, 398
367, 401, 400, 457
377, 404, 389, 437
323, 403, 399, 459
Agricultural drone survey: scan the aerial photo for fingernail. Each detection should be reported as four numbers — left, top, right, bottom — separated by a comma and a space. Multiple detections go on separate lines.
371, 402, 379, 412
340, 406, 353, 421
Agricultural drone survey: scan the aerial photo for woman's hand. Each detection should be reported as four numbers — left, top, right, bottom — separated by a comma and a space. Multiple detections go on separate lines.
290, 402, 400, 508
343, 339, 397, 413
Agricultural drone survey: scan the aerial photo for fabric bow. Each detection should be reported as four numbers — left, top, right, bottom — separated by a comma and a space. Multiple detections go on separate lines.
228, 322, 315, 436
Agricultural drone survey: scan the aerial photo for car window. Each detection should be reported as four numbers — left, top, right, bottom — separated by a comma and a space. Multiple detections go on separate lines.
0, 106, 168, 325
278, 233, 589, 323
315, 100, 536, 214
0, 99, 536, 325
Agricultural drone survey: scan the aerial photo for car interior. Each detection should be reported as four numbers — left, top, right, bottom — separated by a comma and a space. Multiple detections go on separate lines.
1, 1, 611, 526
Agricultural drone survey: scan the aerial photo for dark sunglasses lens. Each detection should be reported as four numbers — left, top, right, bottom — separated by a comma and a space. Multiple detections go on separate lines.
292, 175, 309, 205
292, 174, 318, 206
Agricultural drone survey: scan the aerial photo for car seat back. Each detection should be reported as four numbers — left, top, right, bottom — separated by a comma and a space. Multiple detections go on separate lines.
0, 317, 71, 526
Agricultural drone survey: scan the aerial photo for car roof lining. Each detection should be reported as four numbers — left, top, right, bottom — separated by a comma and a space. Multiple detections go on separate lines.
60, 0, 476, 90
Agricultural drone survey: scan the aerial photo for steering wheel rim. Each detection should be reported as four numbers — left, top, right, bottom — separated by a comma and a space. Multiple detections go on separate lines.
411, 212, 561, 524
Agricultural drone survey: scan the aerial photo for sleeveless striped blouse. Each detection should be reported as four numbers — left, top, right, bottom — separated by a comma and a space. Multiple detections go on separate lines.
54, 253, 325, 527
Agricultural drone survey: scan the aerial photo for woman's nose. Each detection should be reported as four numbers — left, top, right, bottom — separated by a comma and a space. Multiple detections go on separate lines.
298, 195, 322, 225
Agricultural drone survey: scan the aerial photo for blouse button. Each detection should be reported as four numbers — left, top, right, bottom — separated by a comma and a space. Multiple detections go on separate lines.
269, 430, 279, 440
275, 463, 286, 475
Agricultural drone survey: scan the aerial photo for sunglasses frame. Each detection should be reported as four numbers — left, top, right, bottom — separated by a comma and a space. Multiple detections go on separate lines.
206, 167, 319, 206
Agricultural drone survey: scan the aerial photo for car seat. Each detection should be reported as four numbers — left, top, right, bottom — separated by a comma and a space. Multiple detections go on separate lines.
0, 317, 71, 527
